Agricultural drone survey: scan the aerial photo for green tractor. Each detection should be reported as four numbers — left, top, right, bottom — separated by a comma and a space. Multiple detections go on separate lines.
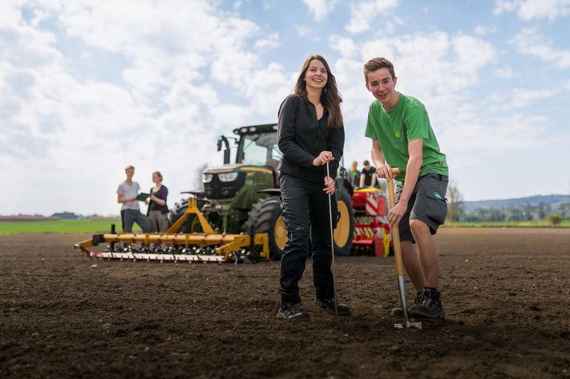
170, 123, 355, 260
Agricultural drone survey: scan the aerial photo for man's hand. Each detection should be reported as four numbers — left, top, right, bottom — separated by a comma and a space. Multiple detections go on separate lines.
323, 176, 336, 194
376, 163, 393, 179
388, 200, 407, 226
313, 151, 334, 166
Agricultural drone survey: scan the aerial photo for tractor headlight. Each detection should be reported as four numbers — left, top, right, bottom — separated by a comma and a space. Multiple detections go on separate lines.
218, 172, 239, 182
202, 173, 214, 183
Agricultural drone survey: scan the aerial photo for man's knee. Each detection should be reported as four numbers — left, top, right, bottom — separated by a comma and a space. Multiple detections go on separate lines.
410, 219, 430, 235
400, 241, 416, 254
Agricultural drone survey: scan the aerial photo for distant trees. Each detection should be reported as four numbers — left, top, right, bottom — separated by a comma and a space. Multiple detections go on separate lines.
442, 183, 569, 223
446, 181, 464, 222
51, 212, 80, 220
560, 203, 570, 219
549, 214, 562, 226
459, 203, 569, 223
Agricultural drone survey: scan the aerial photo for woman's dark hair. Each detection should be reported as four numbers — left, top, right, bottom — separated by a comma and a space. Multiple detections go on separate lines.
152, 171, 163, 182
294, 54, 343, 128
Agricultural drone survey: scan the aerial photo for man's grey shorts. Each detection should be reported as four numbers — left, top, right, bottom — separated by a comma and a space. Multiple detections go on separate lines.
397, 173, 449, 243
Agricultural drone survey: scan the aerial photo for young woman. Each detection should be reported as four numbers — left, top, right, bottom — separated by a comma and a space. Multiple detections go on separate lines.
146, 171, 169, 232
277, 54, 349, 320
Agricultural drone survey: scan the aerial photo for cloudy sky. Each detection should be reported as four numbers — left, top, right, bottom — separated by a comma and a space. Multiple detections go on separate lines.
1, 0, 569, 215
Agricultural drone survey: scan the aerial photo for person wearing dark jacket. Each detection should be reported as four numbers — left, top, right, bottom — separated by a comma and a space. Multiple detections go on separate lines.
277, 54, 350, 320
146, 171, 169, 232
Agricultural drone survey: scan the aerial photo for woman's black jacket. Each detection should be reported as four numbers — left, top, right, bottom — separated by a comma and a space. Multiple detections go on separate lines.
277, 94, 345, 184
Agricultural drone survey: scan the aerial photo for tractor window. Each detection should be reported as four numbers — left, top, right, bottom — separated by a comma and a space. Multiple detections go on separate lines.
241, 132, 281, 168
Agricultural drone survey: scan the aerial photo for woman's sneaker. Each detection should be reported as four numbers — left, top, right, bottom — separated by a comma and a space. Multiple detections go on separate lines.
277, 303, 308, 320
317, 298, 352, 316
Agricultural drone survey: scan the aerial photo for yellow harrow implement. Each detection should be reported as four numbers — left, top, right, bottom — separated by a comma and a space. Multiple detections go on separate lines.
74, 197, 270, 263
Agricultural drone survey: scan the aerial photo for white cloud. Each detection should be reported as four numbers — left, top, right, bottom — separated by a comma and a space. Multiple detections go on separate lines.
345, 0, 399, 34
0, 0, 292, 215
330, 36, 359, 58
495, 66, 514, 78
489, 88, 559, 111
514, 28, 570, 68
293, 24, 322, 41
508, 88, 559, 108
303, 0, 337, 21
474, 25, 497, 36
494, 0, 570, 20
494, 0, 519, 14
255, 33, 280, 49
295, 25, 311, 37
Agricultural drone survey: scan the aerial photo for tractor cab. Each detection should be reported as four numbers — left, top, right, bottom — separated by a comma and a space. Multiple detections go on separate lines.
234, 124, 281, 170
203, 124, 279, 200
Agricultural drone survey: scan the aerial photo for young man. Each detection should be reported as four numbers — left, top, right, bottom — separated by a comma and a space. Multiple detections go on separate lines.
348, 161, 360, 188
364, 57, 449, 320
359, 160, 377, 188
117, 165, 150, 233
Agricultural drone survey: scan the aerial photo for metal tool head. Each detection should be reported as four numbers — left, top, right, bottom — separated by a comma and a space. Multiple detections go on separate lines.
393, 320, 423, 330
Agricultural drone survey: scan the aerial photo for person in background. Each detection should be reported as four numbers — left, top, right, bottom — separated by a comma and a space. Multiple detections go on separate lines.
117, 165, 150, 233
348, 161, 360, 188
146, 171, 169, 232
359, 160, 377, 187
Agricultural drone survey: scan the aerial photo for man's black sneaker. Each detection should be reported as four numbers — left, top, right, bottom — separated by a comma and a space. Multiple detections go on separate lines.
391, 289, 425, 317
318, 298, 352, 316
409, 288, 445, 320
277, 303, 308, 321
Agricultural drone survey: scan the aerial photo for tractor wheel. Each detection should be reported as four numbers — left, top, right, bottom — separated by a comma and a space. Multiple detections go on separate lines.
246, 197, 287, 261
333, 185, 355, 256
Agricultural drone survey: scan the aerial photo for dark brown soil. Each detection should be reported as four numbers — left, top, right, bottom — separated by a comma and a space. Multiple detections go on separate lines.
1, 228, 569, 378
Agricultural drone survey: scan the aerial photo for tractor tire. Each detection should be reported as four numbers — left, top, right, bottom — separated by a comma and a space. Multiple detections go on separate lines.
245, 197, 287, 261
246, 185, 355, 259
333, 184, 355, 256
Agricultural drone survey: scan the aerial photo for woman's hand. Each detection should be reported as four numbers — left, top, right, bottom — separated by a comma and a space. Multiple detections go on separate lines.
323, 176, 336, 194
312, 151, 334, 166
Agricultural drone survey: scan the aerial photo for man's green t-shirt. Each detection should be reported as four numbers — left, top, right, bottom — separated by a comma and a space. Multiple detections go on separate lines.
365, 94, 448, 178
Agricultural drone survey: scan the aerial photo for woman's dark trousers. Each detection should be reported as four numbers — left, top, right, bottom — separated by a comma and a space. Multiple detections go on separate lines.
279, 174, 337, 305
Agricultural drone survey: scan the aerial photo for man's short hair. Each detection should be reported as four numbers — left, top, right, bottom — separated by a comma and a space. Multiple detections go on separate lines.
363, 160, 370, 166
125, 165, 135, 172
363, 57, 396, 84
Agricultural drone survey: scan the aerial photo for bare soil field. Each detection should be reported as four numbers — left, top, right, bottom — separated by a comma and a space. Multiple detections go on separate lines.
1, 228, 569, 378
